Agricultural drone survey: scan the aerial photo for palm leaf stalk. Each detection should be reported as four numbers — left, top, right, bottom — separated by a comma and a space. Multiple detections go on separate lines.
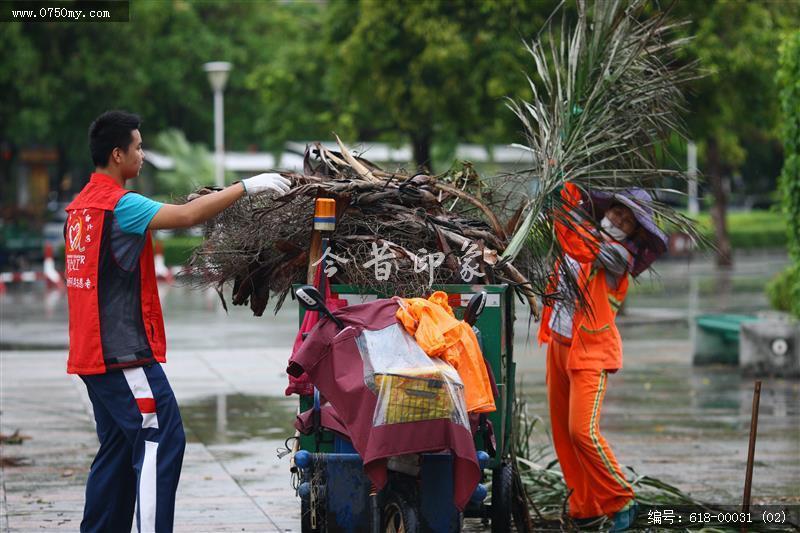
510, 394, 733, 530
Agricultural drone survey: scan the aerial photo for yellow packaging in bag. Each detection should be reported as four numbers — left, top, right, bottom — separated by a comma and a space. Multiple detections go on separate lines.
374, 366, 462, 424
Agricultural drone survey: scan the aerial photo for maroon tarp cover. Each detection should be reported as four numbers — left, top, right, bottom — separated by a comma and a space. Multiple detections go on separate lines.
285, 265, 348, 396
287, 298, 480, 510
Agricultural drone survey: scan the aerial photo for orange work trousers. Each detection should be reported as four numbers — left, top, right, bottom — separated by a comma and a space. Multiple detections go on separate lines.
546, 332, 635, 518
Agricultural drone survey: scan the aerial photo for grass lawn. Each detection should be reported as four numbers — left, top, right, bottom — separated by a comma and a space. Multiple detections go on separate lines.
688, 210, 787, 249
160, 236, 204, 266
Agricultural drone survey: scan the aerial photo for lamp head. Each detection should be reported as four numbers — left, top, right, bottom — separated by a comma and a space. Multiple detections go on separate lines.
203, 61, 232, 92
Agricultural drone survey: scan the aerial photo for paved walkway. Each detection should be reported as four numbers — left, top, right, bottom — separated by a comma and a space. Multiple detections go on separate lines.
1, 345, 301, 532
2, 252, 797, 531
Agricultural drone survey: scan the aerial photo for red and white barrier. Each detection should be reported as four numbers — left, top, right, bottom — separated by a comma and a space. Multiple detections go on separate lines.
0, 242, 180, 294
43, 243, 62, 288
0, 243, 64, 293
154, 241, 175, 283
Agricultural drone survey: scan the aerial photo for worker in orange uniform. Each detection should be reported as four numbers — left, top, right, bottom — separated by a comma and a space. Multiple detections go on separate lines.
538, 183, 668, 531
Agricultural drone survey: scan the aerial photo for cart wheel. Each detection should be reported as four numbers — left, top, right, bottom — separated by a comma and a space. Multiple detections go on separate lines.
383, 492, 419, 533
491, 462, 512, 533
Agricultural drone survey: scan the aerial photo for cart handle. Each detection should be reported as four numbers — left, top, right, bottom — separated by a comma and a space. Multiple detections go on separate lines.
296, 285, 345, 329
464, 291, 488, 326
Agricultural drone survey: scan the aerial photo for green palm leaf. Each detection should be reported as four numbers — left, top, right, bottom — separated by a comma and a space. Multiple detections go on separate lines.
502, 0, 702, 278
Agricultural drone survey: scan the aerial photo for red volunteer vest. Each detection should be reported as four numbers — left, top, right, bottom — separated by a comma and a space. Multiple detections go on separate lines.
64, 173, 166, 375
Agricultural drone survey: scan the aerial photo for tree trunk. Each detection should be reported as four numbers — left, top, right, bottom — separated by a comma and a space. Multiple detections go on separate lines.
706, 136, 733, 267
411, 130, 433, 173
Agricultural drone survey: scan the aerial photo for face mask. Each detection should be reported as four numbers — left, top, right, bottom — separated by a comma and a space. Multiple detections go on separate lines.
601, 216, 628, 241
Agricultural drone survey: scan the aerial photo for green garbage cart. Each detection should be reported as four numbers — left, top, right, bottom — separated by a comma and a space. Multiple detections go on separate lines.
293, 283, 517, 532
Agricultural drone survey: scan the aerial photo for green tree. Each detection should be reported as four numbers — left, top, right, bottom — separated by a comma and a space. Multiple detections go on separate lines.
151, 129, 227, 197
244, 1, 331, 151
675, 0, 799, 266
0, 1, 296, 191
249, 0, 559, 170
770, 30, 800, 317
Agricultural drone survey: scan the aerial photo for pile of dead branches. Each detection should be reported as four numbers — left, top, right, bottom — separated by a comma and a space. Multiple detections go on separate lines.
183, 138, 545, 316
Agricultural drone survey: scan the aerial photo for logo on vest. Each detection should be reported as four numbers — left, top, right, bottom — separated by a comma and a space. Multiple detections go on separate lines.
66, 212, 93, 289
66, 254, 86, 273
67, 218, 85, 253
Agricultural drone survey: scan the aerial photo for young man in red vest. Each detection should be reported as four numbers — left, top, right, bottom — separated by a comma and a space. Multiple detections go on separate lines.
538, 183, 668, 532
65, 110, 290, 533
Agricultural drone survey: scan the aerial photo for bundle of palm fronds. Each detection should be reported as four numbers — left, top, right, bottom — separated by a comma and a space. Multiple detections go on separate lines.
183, 138, 543, 316
502, 0, 703, 299
184, 0, 700, 317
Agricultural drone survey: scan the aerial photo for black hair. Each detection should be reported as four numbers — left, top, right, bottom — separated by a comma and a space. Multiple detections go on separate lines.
88, 110, 141, 167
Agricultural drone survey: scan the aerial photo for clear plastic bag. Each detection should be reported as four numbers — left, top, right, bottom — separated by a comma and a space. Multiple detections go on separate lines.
354, 324, 469, 429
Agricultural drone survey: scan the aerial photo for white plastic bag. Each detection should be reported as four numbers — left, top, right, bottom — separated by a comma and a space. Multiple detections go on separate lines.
354, 324, 469, 428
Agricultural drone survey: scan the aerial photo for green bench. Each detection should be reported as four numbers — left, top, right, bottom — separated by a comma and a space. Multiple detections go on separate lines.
693, 314, 758, 365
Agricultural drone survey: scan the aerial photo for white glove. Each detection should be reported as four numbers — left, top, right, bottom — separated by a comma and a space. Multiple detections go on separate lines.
241, 173, 292, 197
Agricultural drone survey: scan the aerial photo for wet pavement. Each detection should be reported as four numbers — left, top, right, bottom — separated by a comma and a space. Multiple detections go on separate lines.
1, 251, 798, 531
514, 252, 800, 504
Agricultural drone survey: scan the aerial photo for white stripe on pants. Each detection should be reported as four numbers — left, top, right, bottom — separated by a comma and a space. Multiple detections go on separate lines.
140, 440, 159, 532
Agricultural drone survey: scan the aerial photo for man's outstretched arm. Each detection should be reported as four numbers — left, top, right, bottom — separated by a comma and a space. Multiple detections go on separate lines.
148, 173, 290, 230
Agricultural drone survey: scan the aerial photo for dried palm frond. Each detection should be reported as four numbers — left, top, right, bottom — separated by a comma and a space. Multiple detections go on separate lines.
181, 143, 545, 316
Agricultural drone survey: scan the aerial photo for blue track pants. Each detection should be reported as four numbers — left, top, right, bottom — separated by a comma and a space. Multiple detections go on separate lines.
80, 363, 186, 533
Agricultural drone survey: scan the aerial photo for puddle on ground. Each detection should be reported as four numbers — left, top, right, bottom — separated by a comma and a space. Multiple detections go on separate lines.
180, 393, 297, 445
624, 256, 785, 315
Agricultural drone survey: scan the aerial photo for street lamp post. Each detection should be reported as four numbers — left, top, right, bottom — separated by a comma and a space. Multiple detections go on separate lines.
203, 61, 232, 189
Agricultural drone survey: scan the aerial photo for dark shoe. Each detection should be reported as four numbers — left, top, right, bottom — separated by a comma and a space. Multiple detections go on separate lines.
609, 501, 638, 532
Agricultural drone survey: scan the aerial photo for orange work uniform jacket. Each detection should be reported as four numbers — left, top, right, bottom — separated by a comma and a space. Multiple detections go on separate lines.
538, 184, 630, 371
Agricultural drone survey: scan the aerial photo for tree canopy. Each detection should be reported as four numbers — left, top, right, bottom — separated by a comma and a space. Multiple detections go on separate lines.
667, 0, 799, 264
775, 30, 800, 316
250, 0, 560, 170
0, 0, 305, 179
1, 0, 795, 193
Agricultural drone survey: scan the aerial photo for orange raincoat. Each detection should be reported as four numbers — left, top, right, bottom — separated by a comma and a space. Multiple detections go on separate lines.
538, 183, 630, 370
396, 292, 496, 413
